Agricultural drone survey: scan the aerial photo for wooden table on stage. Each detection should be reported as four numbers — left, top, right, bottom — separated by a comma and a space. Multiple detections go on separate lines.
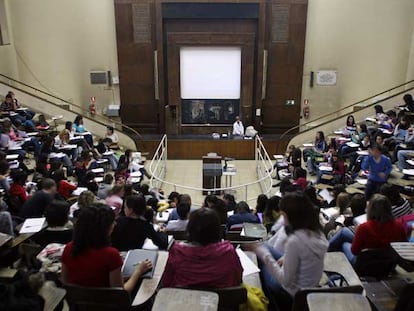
307, 293, 371, 311
132, 250, 262, 306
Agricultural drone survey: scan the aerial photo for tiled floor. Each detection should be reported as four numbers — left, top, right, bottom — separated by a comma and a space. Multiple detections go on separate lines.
159, 160, 266, 207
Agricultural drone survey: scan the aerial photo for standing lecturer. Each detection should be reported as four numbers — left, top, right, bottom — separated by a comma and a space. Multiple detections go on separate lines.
232, 116, 244, 136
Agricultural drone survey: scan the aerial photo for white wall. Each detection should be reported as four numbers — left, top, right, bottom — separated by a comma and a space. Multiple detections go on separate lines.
302, 0, 414, 123
6, 0, 120, 112
0, 0, 18, 78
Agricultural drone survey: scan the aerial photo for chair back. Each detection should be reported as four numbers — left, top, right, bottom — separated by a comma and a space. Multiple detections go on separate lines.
291, 285, 364, 311
354, 248, 398, 280
165, 230, 187, 241
394, 283, 414, 311
64, 284, 131, 311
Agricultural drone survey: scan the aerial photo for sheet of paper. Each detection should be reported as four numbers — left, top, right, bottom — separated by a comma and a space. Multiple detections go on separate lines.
236, 249, 260, 277
346, 142, 359, 148
19, 217, 46, 234
319, 189, 334, 204
72, 187, 88, 196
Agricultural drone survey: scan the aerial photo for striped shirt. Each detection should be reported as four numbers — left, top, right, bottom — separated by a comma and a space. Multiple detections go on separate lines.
392, 198, 412, 218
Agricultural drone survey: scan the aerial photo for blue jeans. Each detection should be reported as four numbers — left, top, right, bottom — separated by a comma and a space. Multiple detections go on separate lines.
397, 150, 413, 171
328, 227, 356, 265
260, 245, 292, 311
365, 179, 386, 200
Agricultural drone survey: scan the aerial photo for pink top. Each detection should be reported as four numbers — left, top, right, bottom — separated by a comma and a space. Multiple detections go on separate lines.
105, 195, 123, 215
162, 240, 243, 288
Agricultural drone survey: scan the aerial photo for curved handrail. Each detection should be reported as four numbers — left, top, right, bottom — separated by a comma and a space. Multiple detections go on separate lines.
149, 135, 275, 205
281, 79, 414, 139
0, 73, 145, 148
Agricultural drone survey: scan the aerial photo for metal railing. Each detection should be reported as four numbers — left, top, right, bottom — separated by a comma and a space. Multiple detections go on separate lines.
148, 135, 275, 206
281, 79, 414, 139
0, 73, 144, 148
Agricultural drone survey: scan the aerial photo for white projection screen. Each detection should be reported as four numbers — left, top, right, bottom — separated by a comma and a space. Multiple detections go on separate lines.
180, 47, 242, 99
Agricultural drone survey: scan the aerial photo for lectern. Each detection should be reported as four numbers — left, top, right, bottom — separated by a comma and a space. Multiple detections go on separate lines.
202, 153, 222, 195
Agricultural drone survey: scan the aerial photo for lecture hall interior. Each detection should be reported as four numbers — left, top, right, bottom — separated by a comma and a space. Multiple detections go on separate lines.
0, 0, 414, 310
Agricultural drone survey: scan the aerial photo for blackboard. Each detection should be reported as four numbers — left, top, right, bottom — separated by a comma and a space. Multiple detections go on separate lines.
181, 99, 240, 125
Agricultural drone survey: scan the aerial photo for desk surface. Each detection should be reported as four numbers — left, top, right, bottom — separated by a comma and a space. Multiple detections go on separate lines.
324, 252, 362, 287
391, 242, 414, 262
152, 288, 218, 311
307, 293, 371, 311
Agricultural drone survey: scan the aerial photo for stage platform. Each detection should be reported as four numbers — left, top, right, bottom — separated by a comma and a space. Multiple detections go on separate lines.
139, 134, 294, 160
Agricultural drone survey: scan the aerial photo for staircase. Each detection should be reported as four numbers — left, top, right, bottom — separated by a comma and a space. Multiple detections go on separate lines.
0, 73, 145, 152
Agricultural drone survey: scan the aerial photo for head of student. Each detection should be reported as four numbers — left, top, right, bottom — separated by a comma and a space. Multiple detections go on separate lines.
368, 143, 382, 158
280, 191, 321, 233
349, 194, 366, 217
178, 194, 192, 206
367, 194, 393, 224
288, 145, 296, 153
40, 178, 57, 194
64, 121, 73, 131
346, 115, 355, 127
77, 190, 96, 209
103, 173, 114, 185
210, 199, 228, 225
11, 170, 27, 185
71, 204, 115, 256
315, 131, 325, 142
187, 208, 221, 246
124, 194, 146, 217
177, 202, 191, 221
45, 200, 70, 227
106, 125, 114, 135
379, 183, 403, 206
374, 105, 384, 114
73, 115, 83, 126
204, 194, 218, 208
256, 194, 268, 213
403, 94, 413, 106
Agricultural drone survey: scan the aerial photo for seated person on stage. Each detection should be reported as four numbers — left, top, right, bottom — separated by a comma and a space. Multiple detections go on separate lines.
328, 194, 407, 265
248, 191, 328, 311
104, 126, 119, 149
379, 183, 412, 218
32, 200, 73, 247
165, 202, 190, 232
20, 178, 57, 219
361, 144, 393, 200
72, 115, 93, 147
227, 201, 260, 230
62, 204, 152, 293
162, 208, 242, 288
97, 174, 114, 200
232, 116, 244, 136
51, 168, 77, 200
111, 195, 168, 251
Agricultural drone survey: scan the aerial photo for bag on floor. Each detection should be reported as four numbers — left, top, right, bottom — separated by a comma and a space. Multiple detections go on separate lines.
240, 283, 269, 311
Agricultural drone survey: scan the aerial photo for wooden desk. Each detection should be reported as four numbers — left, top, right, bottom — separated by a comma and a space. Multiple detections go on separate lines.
391, 242, 414, 262
324, 252, 362, 287
12, 222, 48, 248
132, 250, 169, 306
38, 281, 67, 311
152, 288, 218, 311
307, 293, 371, 311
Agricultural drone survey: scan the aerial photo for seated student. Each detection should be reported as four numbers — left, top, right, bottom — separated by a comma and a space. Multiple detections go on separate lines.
8, 91, 35, 120
35, 114, 49, 129
97, 174, 114, 200
105, 184, 124, 216
292, 167, 307, 190
104, 126, 119, 149
344, 193, 366, 227
0, 160, 10, 191
70, 190, 96, 219
328, 194, 407, 265
162, 208, 242, 288
1, 94, 27, 126
75, 150, 98, 186
111, 195, 168, 251
165, 202, 190, 232
56, 128, 78, 161
72, 115, 93, 147
227, 201, 260, 230
250, 191, 328, 311
168, 194, 194, 221
263, 196, 281, 232
209, 199, 228, 225
32, 200, 73, 247
380, 183, 412, 218
51, 168, 77, 199
95, 138, 118, 170
304, 131, 327, 175
255, 194, 268, 215
361, 144, 393, 200
272, 145, 302, 179
223, 193, 236, 211
20, 178, 57, 219
8, 170, 30, 205
62, 204, 152, 292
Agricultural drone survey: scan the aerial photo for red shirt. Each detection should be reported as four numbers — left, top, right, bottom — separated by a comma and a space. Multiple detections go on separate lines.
62, 241, 123, 287
58, 180, 77, 199
162, 240, 242, 288
351, 219, 407, 255
9, 183, 28, 203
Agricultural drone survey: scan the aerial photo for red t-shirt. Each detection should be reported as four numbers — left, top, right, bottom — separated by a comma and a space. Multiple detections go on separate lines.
351, 219, 407, 255
9, 183, 28, 203
58, 180, 77, 199
62, 241, 123, 287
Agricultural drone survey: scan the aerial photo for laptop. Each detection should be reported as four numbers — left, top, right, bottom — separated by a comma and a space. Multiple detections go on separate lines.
121, 249, 158, 279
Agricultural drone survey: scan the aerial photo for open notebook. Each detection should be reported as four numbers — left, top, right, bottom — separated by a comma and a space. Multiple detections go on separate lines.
121, 249, 158, 279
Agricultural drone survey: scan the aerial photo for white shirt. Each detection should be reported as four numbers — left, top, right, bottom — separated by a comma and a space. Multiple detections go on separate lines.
233, 121, 244, 136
